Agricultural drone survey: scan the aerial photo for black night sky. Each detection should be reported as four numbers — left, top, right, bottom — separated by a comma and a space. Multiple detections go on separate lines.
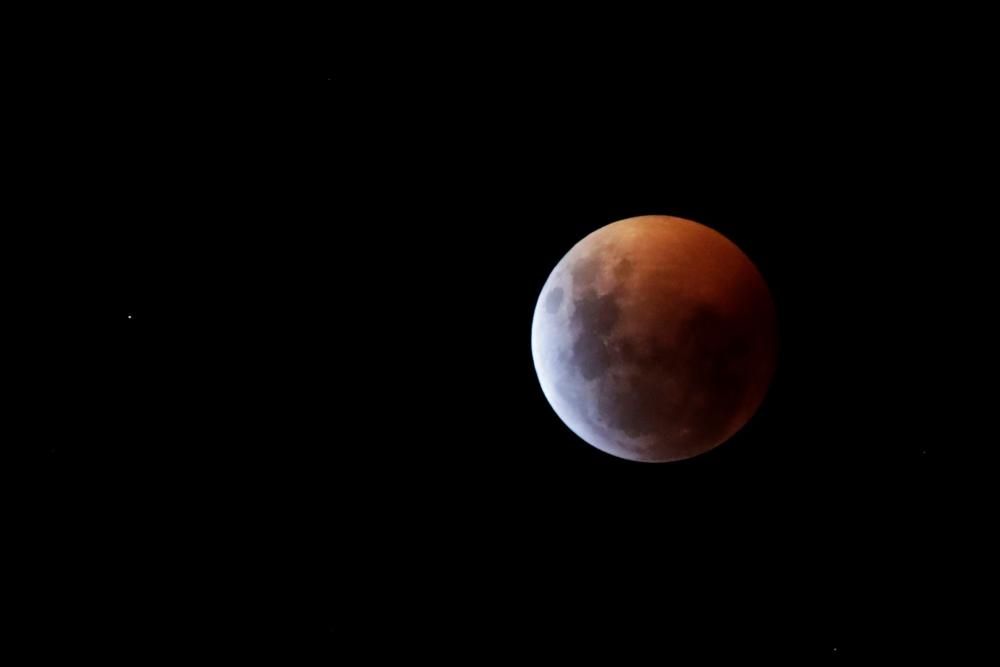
38, 19, 994, 659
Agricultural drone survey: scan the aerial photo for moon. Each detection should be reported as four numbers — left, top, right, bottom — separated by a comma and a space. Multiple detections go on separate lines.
532, 215, 777, 463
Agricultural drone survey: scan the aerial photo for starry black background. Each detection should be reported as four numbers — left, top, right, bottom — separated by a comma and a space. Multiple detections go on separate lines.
39, 14, 995, 660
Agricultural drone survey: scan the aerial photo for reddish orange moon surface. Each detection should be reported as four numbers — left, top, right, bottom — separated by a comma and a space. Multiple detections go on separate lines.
531, 215, 777, 462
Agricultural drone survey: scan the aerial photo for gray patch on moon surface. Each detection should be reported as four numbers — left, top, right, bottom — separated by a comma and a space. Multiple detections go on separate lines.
544, 287, 564, 313
613, 256, 634, 279
570, 288, 621, 338
570, 255, 601, 288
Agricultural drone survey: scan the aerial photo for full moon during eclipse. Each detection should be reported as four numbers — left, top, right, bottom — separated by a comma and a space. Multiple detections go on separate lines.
532, 215, 777, 462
